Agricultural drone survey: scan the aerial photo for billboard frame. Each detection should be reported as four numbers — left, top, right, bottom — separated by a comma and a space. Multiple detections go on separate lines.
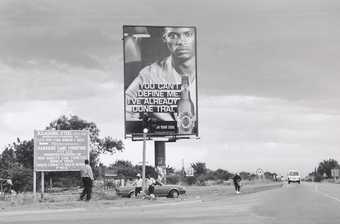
33, 130, 90, 172
123, 25, 199, 141
33, 129, 90, 199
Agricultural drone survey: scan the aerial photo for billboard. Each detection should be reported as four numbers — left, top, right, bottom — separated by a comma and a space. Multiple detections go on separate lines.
124, 25, 198, 138
34, 130, 89, 171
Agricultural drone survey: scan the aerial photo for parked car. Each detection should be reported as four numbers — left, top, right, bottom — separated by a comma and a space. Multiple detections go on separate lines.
116, 183, 186, 198
287, 170, 301, 184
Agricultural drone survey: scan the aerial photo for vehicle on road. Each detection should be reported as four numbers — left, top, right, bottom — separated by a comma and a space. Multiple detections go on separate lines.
116, 183, 186, 198
287, 170, 301, 184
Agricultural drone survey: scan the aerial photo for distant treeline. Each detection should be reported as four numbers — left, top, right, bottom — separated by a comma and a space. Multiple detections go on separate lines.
0, 114, 282, 192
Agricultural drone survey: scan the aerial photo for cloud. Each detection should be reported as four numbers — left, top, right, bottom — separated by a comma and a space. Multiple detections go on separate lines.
0, 79, 124, 148
0, 0, 122, 70
0, 100, 70, 148
0, 60, 122, 105
1, 0, 340, 101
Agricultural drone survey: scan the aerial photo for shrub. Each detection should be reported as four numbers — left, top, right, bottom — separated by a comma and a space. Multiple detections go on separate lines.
314, 175, 322, 182
8, 166, 33, 192
184, 176, 197, 185
196, 175, 206, 186
53, 176, 82, 188
166, 175, 180, 184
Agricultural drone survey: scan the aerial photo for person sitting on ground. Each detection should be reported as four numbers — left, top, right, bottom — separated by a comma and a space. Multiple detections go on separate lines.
146, 175, 156, 198
2, 178, 13, 197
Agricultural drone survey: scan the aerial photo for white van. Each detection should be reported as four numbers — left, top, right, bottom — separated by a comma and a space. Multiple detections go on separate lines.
287, 170, 301, 184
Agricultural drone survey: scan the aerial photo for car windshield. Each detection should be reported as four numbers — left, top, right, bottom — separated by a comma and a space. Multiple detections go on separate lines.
289, 172, 299, 176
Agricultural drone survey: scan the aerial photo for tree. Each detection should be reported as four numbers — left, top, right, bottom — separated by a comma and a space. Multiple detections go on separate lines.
213, 169, 232, 181
110, 160, 137, 179
12, 138, 34, 169
191, 162, 207, 177
0, 147, 17, 171
8, 166, 33, 192
135, 165, 158, 178
47, 115, 124, 168
239, 171, 251, 180
264, 171, 276, 180
317, 159, 340, 178
1, 114, 124, 191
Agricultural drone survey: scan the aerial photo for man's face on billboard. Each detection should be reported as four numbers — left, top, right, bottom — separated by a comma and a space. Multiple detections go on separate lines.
163, 27, 195, 61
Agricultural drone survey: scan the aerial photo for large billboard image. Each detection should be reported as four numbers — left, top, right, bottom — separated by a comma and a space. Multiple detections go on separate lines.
124, 25, 198, 138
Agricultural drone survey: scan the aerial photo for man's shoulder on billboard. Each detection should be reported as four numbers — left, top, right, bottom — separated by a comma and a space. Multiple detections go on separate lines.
138, 56, 173, 81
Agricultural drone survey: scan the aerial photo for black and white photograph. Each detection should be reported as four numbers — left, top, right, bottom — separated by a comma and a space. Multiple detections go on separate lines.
1, 0, 340, 224
124, 26, 198, 137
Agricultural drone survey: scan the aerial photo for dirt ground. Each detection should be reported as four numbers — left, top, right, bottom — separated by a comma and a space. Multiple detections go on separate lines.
0, 181, 283, 212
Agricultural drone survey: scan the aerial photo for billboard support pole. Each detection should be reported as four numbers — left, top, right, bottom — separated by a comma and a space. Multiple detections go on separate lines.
155, 141, 166, 183
33, 171, 36, 200
142, 128, 148, 192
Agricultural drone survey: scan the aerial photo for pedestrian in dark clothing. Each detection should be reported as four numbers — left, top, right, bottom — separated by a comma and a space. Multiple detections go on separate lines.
233, 173, 242, 194
80, 159, 94, 201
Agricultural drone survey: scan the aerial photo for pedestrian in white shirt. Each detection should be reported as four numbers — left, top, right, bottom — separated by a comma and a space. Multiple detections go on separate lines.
80, 159, 94, 201
134, 173, 143, 197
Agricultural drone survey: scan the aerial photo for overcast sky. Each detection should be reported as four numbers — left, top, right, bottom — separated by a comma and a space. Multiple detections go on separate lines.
1, 0, 340, 176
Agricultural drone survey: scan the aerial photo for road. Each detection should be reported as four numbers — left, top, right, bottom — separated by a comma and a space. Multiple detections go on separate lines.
1, 182, 340, 224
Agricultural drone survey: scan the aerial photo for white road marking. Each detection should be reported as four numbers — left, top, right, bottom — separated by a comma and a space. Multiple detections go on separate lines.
318, 191, 340, 203
108, 199, 202, 210
0, 208, 86, 217
314, 184, 340, 203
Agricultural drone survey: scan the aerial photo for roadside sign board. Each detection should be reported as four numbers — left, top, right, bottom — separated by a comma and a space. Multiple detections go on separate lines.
34, 130, 89, 171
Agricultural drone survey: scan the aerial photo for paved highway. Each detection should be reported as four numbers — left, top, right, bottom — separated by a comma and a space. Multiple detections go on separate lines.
2, 182, 340, 224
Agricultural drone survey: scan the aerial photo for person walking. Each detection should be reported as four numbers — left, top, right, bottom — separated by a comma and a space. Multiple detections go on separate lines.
233, 172, 242, 194
80, 159, 94, 201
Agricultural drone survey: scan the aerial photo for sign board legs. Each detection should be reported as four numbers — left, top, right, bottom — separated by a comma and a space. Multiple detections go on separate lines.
41, 171, 44, 199
33, 171, 36, 200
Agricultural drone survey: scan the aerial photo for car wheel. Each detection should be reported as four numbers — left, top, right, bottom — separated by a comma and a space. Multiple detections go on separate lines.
128, 191, 135, 198
169, 190, 179, 198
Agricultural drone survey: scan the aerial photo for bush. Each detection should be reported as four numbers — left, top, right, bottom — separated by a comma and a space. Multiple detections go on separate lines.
166, 175, 180, 184
314, 175, 322, 182
8, 166, 33, 192
196, 175, 206, 186
53, 177, 82, 188
183, 176, 197, 185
